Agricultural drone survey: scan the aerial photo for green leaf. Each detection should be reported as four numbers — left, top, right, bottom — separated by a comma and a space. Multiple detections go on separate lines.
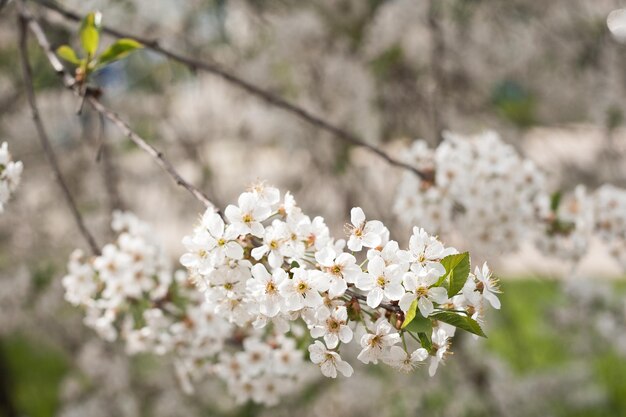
432, 311, 486, 337
418, 332, 432, 350
404, 314, 433, 334
401, 300, 433, 333
56, 45, 81, 65
550, 191, 562, 212
96, 38, 143, 67
437, 252, 470, 297
80, 11, 102, 57
401, 299, 418, 329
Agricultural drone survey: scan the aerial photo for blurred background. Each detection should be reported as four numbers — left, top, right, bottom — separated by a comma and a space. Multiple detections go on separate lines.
1, 0, 626, 416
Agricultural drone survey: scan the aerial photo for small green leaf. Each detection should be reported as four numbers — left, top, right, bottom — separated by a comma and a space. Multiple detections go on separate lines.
80, 11, 102, 57
56, 45, 81, 65
402, 300, 433, 334
96, 38, 143, 68
432, 311, 486, 337
550, 191, 562, 212
437, 252, 470, 297
401, 299, 418, 329
403, 313, 433, 334
418, 332, 432, 350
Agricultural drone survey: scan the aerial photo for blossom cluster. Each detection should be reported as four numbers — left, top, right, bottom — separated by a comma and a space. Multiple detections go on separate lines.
593, 185, 626, 269
180, 183, 499, 380
395, 131, 545, 256
395, 131, 626, 271
62, 211, 308, 405
536, 184, 626, 269
535, 186, 594, 263
0, 142, 23, 213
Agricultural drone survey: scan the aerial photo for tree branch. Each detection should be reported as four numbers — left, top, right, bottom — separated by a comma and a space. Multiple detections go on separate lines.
17, 11, 101, 256
31, 0, 433, 182
86, 96, 218, 210
18, 3, 220, 215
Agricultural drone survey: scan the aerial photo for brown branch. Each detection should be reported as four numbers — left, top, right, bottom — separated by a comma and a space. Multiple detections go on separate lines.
31, 0, 433, 182
86, 96, 218, 210
17, 10, 100, 256
19, 4, 220, 214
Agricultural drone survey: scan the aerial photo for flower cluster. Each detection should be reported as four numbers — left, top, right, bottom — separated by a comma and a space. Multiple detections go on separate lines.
395, 130, 626, 271
593, 185, 626, 269
536, 184, 626, 269
0, 142, 23, 213
535, 186, 594, 263
213, 334, 307, 406
63, 211, 174, 342
62, 211, 308, 405
395, 131, 545, 256
181, 183, 499, 381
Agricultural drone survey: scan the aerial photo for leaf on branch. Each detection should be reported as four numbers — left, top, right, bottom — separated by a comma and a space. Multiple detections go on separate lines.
405, 315, 433, 335
56, 45, 81, 65
401, 300, 433, 335
418, 332, 432, 350
431, 311, 486, 338
80, 11, 102, 57
96, 38, 143, 68
437, 252, 470, 297
401, 299, 418, 329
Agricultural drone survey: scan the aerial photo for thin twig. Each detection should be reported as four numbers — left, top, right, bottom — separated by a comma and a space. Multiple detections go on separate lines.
19, 4, 219, 214
31, 0, 433, 182
17, 10, 100, 255
86, 96, 218, 210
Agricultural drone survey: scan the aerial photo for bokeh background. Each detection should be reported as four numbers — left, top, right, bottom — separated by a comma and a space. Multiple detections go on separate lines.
1, 0, 626, 416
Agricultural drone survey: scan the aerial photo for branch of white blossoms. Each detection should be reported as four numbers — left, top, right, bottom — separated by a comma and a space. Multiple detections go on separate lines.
394, 130, 626, 271
62, 191, 500, 406
180, 183, 500, 381
0, 142, 23, 213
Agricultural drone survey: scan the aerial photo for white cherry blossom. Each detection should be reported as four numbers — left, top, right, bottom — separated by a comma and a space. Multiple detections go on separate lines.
308, 341, 353, 378
310, 306, 353, 348
346, 207, 385, 251
357, 320, 401, 364
399, 269, 448, 317
356, 255, 405, 308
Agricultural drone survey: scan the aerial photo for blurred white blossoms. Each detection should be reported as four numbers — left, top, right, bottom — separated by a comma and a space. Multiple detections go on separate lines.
536, 184, 626, 270
395, 131, 545, 257
593, 185, 626, 269
395, 130, 626, 272
180, 182, 500, 385
0, 142, 23, 213
535, 186, 594, 263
